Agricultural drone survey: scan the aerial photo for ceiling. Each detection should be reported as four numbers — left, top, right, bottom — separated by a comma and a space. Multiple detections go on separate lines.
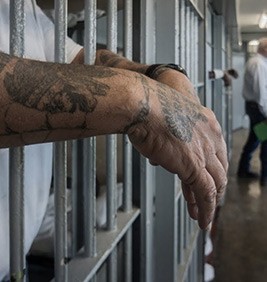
37, 0, 266, 42
238, 0, 267, 36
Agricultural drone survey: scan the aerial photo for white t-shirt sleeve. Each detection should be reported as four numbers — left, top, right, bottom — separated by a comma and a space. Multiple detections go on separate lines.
34, 4, 83, 63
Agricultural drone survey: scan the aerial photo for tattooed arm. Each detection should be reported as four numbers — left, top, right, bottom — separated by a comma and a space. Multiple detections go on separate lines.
0, 51, 228, 229
94, 49, 199, 102
72, 48, 197, 101
0, 51, 149, 147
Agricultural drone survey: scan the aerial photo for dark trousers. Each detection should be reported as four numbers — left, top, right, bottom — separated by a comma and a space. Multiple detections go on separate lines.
238, 101, 267, 179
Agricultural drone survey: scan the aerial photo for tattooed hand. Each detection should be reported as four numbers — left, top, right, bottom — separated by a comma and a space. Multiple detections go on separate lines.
150, 68, 200, 103
127, 76, 228, 229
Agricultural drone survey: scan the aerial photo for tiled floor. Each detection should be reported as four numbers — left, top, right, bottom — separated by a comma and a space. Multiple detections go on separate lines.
214, 129, 267, 282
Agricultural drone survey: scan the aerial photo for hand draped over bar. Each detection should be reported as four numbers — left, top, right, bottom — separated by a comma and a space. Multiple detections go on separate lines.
94, 49, 228, 229
0, 49, 228, 229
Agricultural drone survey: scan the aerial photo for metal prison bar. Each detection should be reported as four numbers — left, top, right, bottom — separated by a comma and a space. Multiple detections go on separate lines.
7, 0, 216, 281
9, 1, 26, 282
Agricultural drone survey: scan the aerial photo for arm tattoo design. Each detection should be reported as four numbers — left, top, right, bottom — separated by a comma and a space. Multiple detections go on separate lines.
1, 58, 117, 141
123, 74, 150, 133
4, 60, 117, 113
156, 83, 207, 142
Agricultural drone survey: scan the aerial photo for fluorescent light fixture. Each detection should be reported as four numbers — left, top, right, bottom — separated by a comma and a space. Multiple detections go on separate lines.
259, 12, 267, 29
248, 40, 259, 46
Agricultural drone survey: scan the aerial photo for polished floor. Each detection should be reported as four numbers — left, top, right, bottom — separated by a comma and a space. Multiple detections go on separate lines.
214, 129, 267, 282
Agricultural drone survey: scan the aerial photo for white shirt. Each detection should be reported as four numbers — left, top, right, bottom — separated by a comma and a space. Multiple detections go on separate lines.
242, 53, 267, 117
0, 0, 82, 280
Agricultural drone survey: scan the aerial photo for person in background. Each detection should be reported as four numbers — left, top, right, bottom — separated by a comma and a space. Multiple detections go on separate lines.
0, 0, 228, 280
209, 68, 239, 87
237, 38, 267, 186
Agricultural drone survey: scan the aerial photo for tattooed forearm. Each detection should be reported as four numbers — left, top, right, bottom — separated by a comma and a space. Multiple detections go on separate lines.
96, 50, 147, 73
0, 55, 121, 145
156, 83, 207, 142
4, 60, 117, 113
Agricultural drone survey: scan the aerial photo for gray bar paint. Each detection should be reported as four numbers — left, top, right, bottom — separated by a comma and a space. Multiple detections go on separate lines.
9, 1, 25, 281
54, 0, 68, 281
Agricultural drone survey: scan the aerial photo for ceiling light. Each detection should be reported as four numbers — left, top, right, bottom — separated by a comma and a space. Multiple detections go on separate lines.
248, 40, 259, 46
259, 12, 267, 29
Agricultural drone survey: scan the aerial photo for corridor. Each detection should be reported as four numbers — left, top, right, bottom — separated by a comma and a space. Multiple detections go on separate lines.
215, 129, 267, 281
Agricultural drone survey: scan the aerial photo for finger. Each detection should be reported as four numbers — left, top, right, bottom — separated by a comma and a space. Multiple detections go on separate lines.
205, 156, 228, 203
215, 138, 228, 173
190, 169, 217, 229
182, 182, 198, 220
187, 202, 199, 220
181, 182, 196, 203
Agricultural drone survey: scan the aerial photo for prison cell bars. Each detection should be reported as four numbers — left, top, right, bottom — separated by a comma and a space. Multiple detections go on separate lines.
178, 1, 204, 281
9, 1, 26, 282
153, 1, 203, 281
54, 0, 68, 281
80, 2, 98, 282
8, 0, 207, 281
83, 0, 97, 264
154, 1, 180, 281
122, 1, 134, 282
67, 0, 139, 281
106, 1, 118, 281
138, 0, 158, 281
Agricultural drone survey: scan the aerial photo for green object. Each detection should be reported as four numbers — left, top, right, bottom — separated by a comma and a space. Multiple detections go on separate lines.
253, 121, 267, 141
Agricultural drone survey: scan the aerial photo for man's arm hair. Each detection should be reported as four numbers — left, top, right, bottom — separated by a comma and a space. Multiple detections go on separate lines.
0, 51, 148, 148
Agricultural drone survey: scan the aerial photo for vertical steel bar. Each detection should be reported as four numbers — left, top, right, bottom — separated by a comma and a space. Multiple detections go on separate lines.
185, 4, 191, 247
124, 229, 133, 282
71, 141, 78, 256
180, 0, 188, 254
139, 1, 157, 281
9, 150, 25, 282
123, 1, 133, 281
106, 1, 118, 281
177, 197, 184, 264
54, 143, 68, 282
154, 1, 181, 281
106, 0, 118, 231
9, 1, 25, 281
191, 10, 195, 86
123, 0, 133, 213
186, 5, 191, 78
54, 0, 68, 281
108, 249, 118, 282
183, 200, 189, 249
180, 0, 186, 67
195, 15, 199, 88
190, 8, 195, 241
83, 0, 97, 259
